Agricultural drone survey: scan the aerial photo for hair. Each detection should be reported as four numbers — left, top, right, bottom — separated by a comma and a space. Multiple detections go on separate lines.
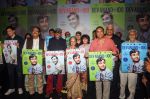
67, 12, 79, 20
126, 29, 137, 40
37, 15, 48, 23
130, 49, 140, 56
69, 36, 77, 47
51, 55, 58, 60
81, 34, 90, 44
96, 57, 105, 65
31, 26, 41, 33
96, 26, 104, 33
24, 33, 32, 39
29, 54, 37, 60
49, 28, 55, 32
76, 31, 82, 36
5, 26, 15, 31
101, 11, 113, 20
65, 31, 70, 37
73, 53, 80, 59
136, 13, 150, 22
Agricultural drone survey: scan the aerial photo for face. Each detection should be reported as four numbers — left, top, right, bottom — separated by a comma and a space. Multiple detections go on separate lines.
102, 14, 113, 26
70, 37, 76, 47
68, 14, 79, 29
65, 32, 70, 38
49, 31, 54, 37
129, 31, 137, 41
38, 17, 49, 32
75, 33, 81, 40
32, 27, 40, 38
98, 60, 106, 70
54, 32, 61, 39
106, 24, 114, 36
131, 52, 140, 62
7, 28, 15, 37
30, 57, 37, 65
137, 16, 150, 31
82, 37, 88, 44
96, 28, 105, 39
7, 45, 12, 52
51, 56, 58, 65
74, 55, 80, 64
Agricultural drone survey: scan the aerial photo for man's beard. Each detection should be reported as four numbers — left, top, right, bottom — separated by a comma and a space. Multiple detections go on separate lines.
100, 67, 106, 71
76, 61, 81, 65
133, 59, 140, 63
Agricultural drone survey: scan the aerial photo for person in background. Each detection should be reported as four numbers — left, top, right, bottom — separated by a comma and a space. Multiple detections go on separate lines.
90, 26, 118, 99
65, 31, 71, 47
106, 23, 121, 99
4, 26, 24, 95
24, 33, 32, 39
79, 34, 90, 98
66, 36, 82, 99
23, 26, 45, 96
142, 49, 150, 99
119, 29, 139, 99
75, 31, 82, 47
46, 28, 67, 99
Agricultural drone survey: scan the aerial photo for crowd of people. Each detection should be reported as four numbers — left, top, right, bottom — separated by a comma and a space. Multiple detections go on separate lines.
0, 13, 150, 99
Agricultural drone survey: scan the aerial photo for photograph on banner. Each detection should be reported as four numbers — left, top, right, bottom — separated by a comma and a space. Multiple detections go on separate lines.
45, 51, 65, 75
89, 51, 113, 81
121, 43, 147, 73
66, 48, 86, 73
22, 49, 43, 74
58, 0, 90, 4
90, 3, 125, 39
3, 40, 17, 64
28, 6, 57, 39
41, 0, 57, 5
0, 7, 27, 38
125, 4, 150, 48
0, 41, 3, 64
57, 4, 90, 38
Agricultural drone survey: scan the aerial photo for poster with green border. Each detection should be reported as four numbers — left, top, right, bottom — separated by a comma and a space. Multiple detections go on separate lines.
89, 51, 113, 81
0, 6, 28, 38
22, 49, 43, 74
90, 3, 125, 40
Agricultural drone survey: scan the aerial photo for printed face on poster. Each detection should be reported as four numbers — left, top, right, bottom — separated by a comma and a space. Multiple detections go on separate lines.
66, 48, 86, 73
89, 51, 113, 81
3, 40, 17, 64
22, 49, 43, 74
57, 4, 90, 37
45, 51, 65, 75
121, 43, 147, 73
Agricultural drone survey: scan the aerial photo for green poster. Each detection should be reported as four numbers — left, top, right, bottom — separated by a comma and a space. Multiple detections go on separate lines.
89, 51, 113, 81
90, 3, 125, 39
22, 49, 43, 74
0, 7, 28, 38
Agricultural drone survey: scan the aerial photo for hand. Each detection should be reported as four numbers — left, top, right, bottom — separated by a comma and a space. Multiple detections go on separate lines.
142, 75, 147, 86
145, 58, 150, 72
